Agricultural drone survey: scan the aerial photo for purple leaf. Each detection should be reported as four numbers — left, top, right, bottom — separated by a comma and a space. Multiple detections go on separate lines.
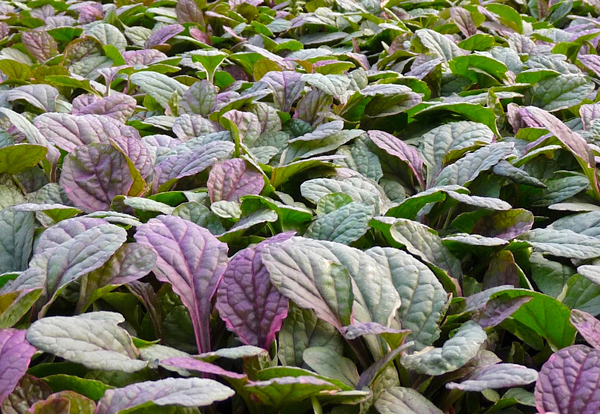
161, 357, 247, 379
134, 216, 229, 353
367, 130, 425, 188
208, 159, 265, 203
471, 209, 534, 240
21, 30, 58, 63
0, 329, 37, 405
60, 143, 134, 212
483, 250, 521, 289
76, 93, 137, 124
145, 24, 185, 49
110, 135, 153, 179
571, 310, 600, 350
72, 94, 101, 112
216, 232, 293, 349
153, 141, 234, 191
447, 363, 538, 391
579, 55, 600, 78
475, 295, 532, 329
580, 104, 600, 131
176, 0, 204, 24
75, 3, 104, 23
34, 217, 107, 255
122, 50, 169, 66
259, 71, 304, 113
535, 344, 600, 414
34, 113, 134, 153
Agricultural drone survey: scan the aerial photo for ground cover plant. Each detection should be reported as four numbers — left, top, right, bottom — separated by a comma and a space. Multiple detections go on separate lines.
1, 0, 600, 412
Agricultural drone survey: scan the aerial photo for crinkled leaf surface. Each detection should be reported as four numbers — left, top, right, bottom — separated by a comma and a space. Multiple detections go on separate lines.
26, 313, 148, 373
375, 387, 444, 414
447, 363, 538, 391
535, 344, 600, 414
400, 321, 487, 375
96, 378, 234, 414
207, 159, 264, 203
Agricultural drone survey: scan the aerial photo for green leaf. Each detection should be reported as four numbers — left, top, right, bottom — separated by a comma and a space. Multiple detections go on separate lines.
0, 144, 46, 175
526, 74, 594, 112
400, 321, 487, 375
316, 193, 353, 217
130, 72, 188, 109
366, 247, 446, 350
87, 23, 128, 50
449, 55, 508, 83
0, 59, 31, 80
26, 312, 149, 373
190, 50, 228, 83
278, 303, 344, 368
305, 202, 374, 245
413, 29, 465, 63
519, 228, 600, 259
262, 239, 354, 328
245, 376, 339, 409
0, 207, 35, 273
390, 218, 462, 282
302, 347, 359, 388
43, 375, 113, 401
493, 290, 576, 350
375, 387, 444, 414
301, 73, 350, 96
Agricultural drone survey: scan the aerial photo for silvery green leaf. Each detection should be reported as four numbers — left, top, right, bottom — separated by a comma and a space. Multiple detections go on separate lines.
301, 73, 351, 96
375, 387, 444, 414
96, 378, 234, 414
366, 247, 446, 350
87, 23, 127, 50
26, 312, 148, 373
305, 202, 374, 245
130, 72, 189, 109
303, 347, 359, 387
400, 321, 487, 375
446, 363, 538, 391
526, 74, 594, 112
413, 29, 465, 63
520, 229, 600, 259
0, 207, 34, 274
335, 139, 383, 182
434, 142, 515, 187
532, 175, 589, 207
390, 218, 462, 281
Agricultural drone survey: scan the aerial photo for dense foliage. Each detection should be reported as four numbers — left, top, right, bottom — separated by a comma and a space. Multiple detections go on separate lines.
0, 0, 599, 412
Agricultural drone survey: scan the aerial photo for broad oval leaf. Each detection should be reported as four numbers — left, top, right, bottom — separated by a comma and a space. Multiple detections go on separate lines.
375, 387, 444, 414
446, 363, 538, 391
60, 143, 134, 212
96, 378, 234, 414
208, 158, 264, 203
535, 344, 600, 414
26, 313, 148, 373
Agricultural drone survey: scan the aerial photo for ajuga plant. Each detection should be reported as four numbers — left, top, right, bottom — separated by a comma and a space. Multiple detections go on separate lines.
0, 0, 599, 413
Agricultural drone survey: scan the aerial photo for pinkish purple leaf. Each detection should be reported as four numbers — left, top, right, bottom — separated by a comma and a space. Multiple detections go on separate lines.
59, 143, 134, 212
75, 3, 104, 23
216, 232, 293, 349
161, 357, 247, 379
367, 130, 425, 188
134, 216, 229, 353
153, 141, 234, 191
72, 94, 101, 112
571, 310, 600, 351
535, 344, 600, 414
145, 24, 185, 49
580, 104, 600, 131
579, 55, 600, 78
122, 50, 169, 66
76, 93, 137, 124
475, 295, 532, 329
21, 30, 58, 63
0, 329, 37, 405
176, 0, 204, 23
110, 135, 153, 179
208, 159, 265, 203
34, 113, 135, 153
259, 71, 304, 113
